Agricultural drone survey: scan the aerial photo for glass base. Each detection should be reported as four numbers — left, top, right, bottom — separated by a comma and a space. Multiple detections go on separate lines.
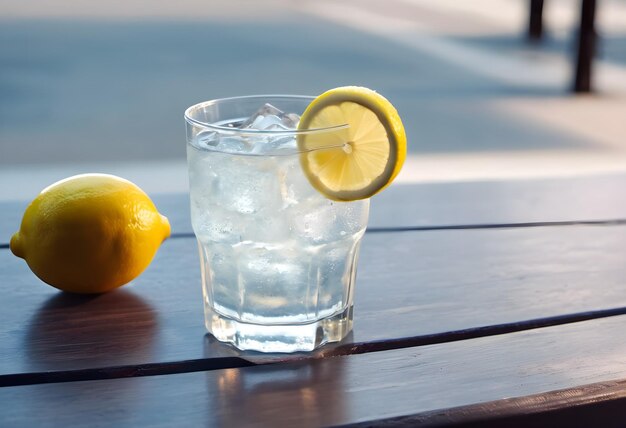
205, 305, 353, 353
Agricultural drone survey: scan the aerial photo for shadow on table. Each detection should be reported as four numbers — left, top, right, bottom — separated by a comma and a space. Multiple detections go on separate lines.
24, 289, 158, 371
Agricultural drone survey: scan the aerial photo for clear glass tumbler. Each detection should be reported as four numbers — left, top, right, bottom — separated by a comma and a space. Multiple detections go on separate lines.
185, 96, 369, 352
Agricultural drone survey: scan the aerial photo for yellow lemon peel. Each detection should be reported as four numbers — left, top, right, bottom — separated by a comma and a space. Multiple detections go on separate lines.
297, 86, 406, 201
10, 174, 171, 294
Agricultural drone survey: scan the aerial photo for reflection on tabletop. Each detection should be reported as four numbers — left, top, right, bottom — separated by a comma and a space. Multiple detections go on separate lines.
25, 290, 158, 371
208, 357, 346, 426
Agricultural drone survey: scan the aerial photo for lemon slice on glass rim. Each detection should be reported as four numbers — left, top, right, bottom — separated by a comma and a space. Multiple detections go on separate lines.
297, 86, 407, 201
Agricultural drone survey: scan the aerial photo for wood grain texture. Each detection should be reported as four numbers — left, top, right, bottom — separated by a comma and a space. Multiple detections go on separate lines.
347, 379, 626, 427
2, 173, 626, 242
4, 316, 626, 427
2, 224, 626, 382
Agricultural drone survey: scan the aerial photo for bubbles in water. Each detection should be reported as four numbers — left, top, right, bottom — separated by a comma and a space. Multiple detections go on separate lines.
288, 197, 370, 245
236, 242, 309, 321
218, 156, 282, 214
193, 204, 247, 244
202, 243, 241, 319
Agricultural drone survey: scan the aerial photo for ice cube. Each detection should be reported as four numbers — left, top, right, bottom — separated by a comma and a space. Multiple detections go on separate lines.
250, 115, 289, 131
240, 103, 282, 127
235, 242, 309, 321
278, 156, 315, 207
192, 203, 248, 244
250, 135, 296, 155
216, 136, 252, 153
214, 155, 283, 215
240, 208, 291, 243
194, 130, 219, 148
295, 202, 338, 244
289, 198, 369, 245
281, 113, 300, 129
240, 103, 301, 130
192, 130, 252, 154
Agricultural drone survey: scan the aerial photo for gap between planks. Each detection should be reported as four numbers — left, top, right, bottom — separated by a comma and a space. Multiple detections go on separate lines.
4, 217, 625, 250
3, 305, 626, 388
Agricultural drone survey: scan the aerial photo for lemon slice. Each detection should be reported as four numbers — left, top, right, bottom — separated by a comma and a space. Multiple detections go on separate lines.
297, 86, 406, 201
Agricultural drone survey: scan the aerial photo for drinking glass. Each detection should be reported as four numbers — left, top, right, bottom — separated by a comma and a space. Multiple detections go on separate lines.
185, 96, 369, 352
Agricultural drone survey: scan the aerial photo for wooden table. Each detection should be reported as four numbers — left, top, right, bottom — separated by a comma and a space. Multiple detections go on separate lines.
2, 174, 626, 427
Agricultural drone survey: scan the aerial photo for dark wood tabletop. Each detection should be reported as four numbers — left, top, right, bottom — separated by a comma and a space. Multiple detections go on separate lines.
2, 173, 626, 427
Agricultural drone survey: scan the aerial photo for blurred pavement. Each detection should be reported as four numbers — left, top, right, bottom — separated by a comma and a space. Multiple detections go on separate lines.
1, 0, 626, 200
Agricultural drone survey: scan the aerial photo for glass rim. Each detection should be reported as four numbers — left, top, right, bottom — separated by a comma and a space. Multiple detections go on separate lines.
184, 94, 349, 136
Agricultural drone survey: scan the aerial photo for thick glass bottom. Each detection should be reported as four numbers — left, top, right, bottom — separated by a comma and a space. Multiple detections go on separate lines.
205, 305, 353, 353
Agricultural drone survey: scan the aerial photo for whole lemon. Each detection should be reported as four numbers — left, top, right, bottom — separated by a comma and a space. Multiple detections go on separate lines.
10, 174, 171, 294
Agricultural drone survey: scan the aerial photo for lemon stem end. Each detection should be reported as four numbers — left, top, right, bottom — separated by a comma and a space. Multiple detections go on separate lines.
10, 233, 25, 259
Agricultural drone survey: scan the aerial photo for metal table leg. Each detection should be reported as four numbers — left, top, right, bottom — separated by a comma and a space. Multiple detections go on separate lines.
528, 0, 545, 40
573, 0, 597, 92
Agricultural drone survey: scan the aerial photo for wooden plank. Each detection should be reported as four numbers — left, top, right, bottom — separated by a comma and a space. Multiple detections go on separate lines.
4, 316, 626, 427
360, 379, 626, 427
2, 224, 626, 381
370, 174, 626, 229
2, 174, 626, 242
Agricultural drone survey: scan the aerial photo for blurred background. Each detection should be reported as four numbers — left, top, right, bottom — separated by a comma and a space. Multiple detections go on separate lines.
1, 0, 626, 200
